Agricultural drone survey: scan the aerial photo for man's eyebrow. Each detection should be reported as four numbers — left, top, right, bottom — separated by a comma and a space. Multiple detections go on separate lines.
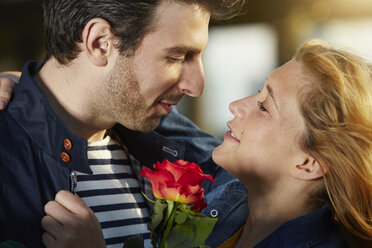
267, 84, 279, 110
163, 46, 201, 55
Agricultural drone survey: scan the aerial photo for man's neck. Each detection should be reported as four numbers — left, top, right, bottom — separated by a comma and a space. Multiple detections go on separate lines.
36, 58, 113, 141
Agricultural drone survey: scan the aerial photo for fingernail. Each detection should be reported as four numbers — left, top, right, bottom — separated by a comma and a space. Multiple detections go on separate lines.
0, 99, 8, 109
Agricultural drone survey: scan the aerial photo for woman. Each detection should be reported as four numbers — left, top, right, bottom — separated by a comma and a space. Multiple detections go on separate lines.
212, 40, 372, 247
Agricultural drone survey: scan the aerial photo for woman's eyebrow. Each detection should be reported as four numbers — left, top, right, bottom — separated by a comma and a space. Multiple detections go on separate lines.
267, 84, 279, 110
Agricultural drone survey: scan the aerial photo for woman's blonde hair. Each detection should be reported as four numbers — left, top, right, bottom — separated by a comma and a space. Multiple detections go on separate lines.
295, 40, 372, 245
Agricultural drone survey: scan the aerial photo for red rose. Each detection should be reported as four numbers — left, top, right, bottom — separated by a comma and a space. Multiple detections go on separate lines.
140, 159, 214, 211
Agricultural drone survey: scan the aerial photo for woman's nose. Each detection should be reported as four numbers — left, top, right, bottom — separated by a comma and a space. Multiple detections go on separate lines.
229, 97, 250, 119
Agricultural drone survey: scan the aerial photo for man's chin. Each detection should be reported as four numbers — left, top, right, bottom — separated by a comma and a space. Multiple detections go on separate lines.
123, 117, 161, 133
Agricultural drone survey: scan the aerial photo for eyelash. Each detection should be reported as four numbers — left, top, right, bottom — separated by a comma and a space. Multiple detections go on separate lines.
167, 56, 185, 64
257, 101, 267, 112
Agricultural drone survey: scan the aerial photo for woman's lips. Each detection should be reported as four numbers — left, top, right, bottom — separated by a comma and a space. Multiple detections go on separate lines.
225, 130, 240, 142
230, 130, 240, 140
226, 122, 240, 142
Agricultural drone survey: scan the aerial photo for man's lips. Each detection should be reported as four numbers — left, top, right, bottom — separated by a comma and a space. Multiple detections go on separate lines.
159, 101, 179, 115
161, 100, 179, 106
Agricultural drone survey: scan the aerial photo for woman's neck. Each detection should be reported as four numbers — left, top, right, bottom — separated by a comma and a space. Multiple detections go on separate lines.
236, 178, 320, 248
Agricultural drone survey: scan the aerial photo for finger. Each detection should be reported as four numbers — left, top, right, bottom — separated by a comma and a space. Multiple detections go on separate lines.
44, 200, 76, 226
41, 215, 63, 241
42, 232, 57, 248
0, 99, 8, 110
55, 190, 91, 215
0, 75, 17, 92
0, 77, 15, 110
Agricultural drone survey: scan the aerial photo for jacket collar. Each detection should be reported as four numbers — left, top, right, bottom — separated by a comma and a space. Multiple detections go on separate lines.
8, 61, 92, 174
256, 205, 342, 247
113, 124, 185, 166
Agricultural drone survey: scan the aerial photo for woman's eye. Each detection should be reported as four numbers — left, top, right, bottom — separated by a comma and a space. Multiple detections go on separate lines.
257, 101, 267, 112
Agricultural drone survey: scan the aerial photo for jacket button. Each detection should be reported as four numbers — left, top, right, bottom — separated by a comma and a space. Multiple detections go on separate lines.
210, 209, 218, 217
64, 139, 72, 151
61, 152, 71, 163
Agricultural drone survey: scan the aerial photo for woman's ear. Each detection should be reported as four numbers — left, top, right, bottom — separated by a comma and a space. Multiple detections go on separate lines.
291, 155, 325, 181
81, 18, 115, 67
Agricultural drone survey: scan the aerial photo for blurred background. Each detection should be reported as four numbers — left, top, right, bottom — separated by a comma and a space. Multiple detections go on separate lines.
1, 0, 372, 139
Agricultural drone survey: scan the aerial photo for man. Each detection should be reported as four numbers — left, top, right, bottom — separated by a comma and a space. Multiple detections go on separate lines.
0, 0, 247, 247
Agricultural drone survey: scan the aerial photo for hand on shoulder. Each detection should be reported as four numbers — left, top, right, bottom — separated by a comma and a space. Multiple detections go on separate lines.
0, 71, 20, 110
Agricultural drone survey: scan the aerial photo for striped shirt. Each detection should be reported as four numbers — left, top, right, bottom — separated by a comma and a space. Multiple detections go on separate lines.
74, 136, 152, 248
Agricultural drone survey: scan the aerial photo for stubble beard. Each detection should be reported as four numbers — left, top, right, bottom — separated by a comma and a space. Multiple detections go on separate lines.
98, 55, 161, 132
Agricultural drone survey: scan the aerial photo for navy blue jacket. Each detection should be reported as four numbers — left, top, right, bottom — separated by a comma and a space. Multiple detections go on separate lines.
206, 179, 348, 247
0, 61, 245, 247
254, 205, 349, 247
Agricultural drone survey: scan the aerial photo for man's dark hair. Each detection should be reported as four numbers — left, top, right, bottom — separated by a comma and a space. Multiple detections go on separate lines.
43, 0, 246, 64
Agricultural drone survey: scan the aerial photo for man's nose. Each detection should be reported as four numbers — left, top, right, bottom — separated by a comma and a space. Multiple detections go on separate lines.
177, 59, 204, 97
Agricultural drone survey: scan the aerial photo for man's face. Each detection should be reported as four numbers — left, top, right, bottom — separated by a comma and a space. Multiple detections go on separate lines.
98, 1, 210, 132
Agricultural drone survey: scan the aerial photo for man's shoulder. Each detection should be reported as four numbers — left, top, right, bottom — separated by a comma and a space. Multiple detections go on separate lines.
0, 109, 28, 145
0, 109, 36, 187
0, 62, 42, 152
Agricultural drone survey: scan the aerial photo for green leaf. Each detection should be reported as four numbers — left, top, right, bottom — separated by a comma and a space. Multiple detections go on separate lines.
190, 217, 218, 244
164, 200, 174, 223
0, 241, 26, 248
149, 199, 167, 231
142, 192, 156, 204
174, 209, 187, 225
123, 235, 144, 248
165, 217, 218, 248
179, 203, 204, 219
165, 223, 195, 248
160, 202, 180, 248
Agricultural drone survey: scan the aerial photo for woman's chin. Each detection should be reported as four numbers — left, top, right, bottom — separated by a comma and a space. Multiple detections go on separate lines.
211, 147, 223, 165
212, 148, 233, 172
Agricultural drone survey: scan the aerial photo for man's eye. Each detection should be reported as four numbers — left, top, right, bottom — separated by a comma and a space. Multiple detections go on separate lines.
167, 56, 185, 63
257, 101, 267, 112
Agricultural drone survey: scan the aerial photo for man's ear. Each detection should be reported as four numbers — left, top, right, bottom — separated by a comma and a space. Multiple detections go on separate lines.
81, 18, 116, 67
291, 154, 325, 181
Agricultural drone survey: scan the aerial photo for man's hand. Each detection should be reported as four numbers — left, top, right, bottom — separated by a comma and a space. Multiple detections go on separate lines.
0, 71, 21, 110
41, 190, 106, 248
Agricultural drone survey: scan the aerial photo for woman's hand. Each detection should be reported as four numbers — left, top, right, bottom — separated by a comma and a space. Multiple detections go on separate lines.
41, 190, 106, 248
0, 71, 21, 110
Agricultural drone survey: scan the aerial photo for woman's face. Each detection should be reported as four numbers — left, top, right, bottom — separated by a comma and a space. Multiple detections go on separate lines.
212, 60, 309, 183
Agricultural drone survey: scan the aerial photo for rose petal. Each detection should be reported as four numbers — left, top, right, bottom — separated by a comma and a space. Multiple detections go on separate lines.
191, 198, 207, 211
175, 161, 203, 174
158, 182, 183, 202
178, 169, 214, 186
177, 185, 204, 205
140, 168, 175, 199
155, 159, 191, 182
158, 183, 204, 205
